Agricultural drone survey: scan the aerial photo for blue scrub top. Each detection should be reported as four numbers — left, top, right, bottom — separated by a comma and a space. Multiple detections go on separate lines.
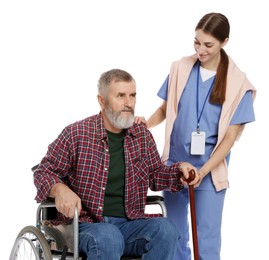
158, 62, 255, 190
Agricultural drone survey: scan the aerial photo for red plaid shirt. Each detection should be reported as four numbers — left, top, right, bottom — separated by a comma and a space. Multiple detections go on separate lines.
34, 113, 183, 223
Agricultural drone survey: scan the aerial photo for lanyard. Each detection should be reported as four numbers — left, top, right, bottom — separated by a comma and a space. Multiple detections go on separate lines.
196, 64, 215, 133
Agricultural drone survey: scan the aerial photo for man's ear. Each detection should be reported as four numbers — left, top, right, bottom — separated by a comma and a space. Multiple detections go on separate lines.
97, 94, 105, 109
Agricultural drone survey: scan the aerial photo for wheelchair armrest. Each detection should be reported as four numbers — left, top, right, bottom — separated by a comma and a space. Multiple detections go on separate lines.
36, 198, 57, 228
146, 195, 167, 217
36, 198, 79, 260
146, 195, 164, 203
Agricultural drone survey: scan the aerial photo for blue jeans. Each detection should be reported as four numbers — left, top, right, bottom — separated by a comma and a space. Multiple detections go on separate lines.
79, 217, 179, 260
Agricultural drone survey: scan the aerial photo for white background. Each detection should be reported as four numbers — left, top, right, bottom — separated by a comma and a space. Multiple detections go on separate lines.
1, 1, 268, 259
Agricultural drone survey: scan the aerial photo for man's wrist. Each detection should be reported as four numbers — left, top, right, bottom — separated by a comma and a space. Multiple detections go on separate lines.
49, 182, 66, 198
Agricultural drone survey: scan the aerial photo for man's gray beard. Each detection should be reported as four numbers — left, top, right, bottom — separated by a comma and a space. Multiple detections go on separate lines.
105, 107, 134, 129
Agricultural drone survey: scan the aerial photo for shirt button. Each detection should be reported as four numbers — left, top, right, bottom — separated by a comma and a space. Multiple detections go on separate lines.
99, 206, 102, 210
102, 187, 105, 190
104, 167, 108, 171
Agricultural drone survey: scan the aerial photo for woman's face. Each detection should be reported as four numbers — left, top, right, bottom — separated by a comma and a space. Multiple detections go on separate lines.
194, 29, 228, 68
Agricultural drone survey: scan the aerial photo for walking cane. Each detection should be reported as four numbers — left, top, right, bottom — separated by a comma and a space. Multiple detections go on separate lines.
186, 169, 199, 260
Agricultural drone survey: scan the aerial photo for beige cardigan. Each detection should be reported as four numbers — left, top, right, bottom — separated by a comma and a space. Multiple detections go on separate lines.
162, 54, 256, 191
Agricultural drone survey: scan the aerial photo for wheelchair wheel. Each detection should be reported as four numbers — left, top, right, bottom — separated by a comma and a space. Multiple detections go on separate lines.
9, 225, 52, 260
41, 225, 68, 251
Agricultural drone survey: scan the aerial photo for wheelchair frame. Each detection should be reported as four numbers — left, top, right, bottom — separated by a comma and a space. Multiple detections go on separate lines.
10, 195, 166, 260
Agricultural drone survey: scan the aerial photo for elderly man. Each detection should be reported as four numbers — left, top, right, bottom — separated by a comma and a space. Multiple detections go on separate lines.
34, 68, 199, 260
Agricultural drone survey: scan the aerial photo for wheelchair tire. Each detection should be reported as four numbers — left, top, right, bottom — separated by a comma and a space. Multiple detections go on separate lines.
9, 225, 52, 260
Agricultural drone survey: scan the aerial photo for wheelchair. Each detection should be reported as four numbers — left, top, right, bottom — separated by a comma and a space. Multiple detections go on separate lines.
9, 168, 167, 260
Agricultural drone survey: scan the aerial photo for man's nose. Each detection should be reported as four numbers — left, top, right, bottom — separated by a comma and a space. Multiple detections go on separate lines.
124, 96, 132, 106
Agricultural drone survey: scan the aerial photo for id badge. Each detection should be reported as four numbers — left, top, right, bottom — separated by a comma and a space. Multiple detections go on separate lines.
190, 131, 206, 155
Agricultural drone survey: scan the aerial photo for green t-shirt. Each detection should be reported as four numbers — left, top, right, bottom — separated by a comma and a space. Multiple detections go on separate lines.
103, 130, 126, 218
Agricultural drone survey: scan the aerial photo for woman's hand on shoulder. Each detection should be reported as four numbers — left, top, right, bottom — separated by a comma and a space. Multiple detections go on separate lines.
134, 116, 148, 127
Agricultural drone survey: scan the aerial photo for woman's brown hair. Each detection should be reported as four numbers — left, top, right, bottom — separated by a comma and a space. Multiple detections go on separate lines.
195, 13, 230, 104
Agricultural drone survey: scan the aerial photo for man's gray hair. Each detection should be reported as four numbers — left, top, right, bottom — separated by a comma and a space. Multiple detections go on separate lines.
97, 69, 136, 96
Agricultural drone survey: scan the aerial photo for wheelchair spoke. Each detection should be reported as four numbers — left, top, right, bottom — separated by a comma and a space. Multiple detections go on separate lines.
9, 226, 52, 260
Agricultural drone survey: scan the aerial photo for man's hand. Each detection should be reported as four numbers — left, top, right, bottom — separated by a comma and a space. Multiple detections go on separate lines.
179, 162, 200, 186
49, 183, 82, 219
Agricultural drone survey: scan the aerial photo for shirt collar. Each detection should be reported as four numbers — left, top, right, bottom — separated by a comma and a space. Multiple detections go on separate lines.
96, 112, 108, 141
126, 125, 137, 137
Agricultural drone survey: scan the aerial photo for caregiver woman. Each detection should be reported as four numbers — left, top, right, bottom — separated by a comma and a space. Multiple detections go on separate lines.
137, 12, 256, 260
